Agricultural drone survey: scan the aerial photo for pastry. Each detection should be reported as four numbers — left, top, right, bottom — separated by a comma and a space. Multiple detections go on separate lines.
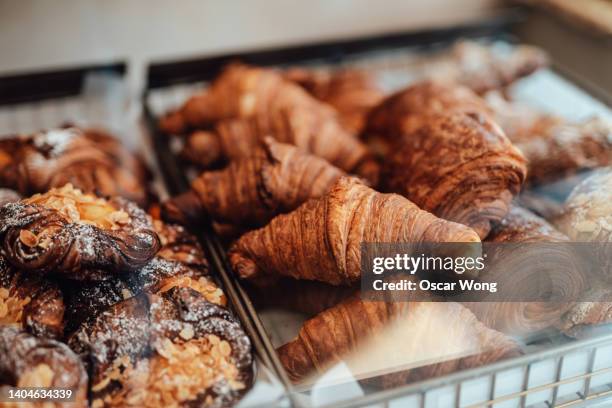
382, 111, 527, 238
0, 326, 88, 407
164, 138, 345, 228
229, 177, 480, 286
285, 67, 385, 133
69, 288, 252, 408
277, 294, 519, 385
0, 185, 160, 278
0, 127, 151, 207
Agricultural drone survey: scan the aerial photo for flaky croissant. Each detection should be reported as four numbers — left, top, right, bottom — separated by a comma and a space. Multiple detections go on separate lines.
0, 127, 151, 207
0, 184, 160, 278
159, 63, 336, 134
382, 111, 527, 238
181, 107, 379, 182
363, 80, 493, 156
285, 67, 385, 133
164, 138, 345, 228
229, 177, 480, 286
425, 40, 548, 95
277, 294, 519, 385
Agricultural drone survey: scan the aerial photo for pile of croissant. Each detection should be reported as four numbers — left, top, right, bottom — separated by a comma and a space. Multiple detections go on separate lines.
0, 128, 253, 407
160, 41, 612, 386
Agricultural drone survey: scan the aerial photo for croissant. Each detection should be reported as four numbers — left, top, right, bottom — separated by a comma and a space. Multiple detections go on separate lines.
159, 63, 335, 134
464, 206, 582, 336
69, 288, 252, 408
164, 138, 345, 228
153, 219, 209, 269
277, 294, 519, 385
0, 184, 160, 278
0, 127, 152, 207
180, 108, 379, 182
285, 67, 385, 133
0, 255, 65, 339
382, 111, 527, 238
229, 177, 480, 286
0, 326, 88, 407
363, 80, 493, 156
425, 40, 548, 95
514, 118, 612, 185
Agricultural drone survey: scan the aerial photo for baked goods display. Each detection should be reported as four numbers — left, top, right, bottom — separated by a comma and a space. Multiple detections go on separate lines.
0, 132, 254, 407
2, 37, 610, 404
149, 39, 612, 392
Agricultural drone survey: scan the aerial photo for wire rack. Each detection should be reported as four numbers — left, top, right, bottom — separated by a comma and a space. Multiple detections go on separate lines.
142, 23, 612, 408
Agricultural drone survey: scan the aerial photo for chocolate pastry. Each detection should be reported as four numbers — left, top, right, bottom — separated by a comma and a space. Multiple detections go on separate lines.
153, 220, 208, 269
68, 288, 252, 408
0, 254, 65, 339
0, 188, 20, 207
0, 127, 151, 207
0, 326, 88, 407
0, 185, 160, 278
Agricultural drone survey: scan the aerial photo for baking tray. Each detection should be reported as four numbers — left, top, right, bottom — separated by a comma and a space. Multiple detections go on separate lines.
142, 19, 612, 408
0, 64, 288, 408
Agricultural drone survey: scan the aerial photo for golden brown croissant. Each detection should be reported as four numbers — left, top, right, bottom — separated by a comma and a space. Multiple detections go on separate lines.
0, 127, 152, 207
229, 177, 480, 286
382, 111, 527, 238
164, 138, 345, 228
0, 326, 88, 407
464, 206, 582, 336
363, 80, 493, 156
426, 40, 548, 95
277, 294, 519, 385
514, 118, 612, 185
180, 107, 379, 182
0, 184, 160, 278
285, 67, 385, 133
159, 63, 336, 134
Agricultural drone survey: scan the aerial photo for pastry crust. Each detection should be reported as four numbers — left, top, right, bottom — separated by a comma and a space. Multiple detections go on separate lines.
229, 177, 480, 286
0, 185, 160, 278
69, 288, 252, 408
382, 111, 527, 238
0, 326, 88, 407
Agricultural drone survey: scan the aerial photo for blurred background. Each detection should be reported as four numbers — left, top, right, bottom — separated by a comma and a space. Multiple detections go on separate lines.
1, 0, 610, 98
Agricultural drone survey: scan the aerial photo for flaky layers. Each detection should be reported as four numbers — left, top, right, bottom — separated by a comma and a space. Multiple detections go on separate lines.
229, 177, 480, 286
383, 111, 527, 238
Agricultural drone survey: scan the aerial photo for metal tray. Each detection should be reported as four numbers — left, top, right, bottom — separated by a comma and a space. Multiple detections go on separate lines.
142, 18, 612, 408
